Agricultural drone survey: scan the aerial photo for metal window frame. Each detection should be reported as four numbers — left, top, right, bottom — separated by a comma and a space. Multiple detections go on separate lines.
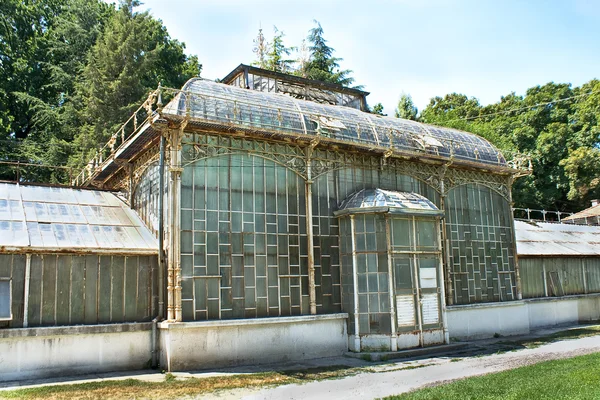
0, 277, 12, 321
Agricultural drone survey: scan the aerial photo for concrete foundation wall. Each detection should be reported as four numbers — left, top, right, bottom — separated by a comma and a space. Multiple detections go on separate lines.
528, 295, 600, 329
0, 323, 152, 382
159, 314, 348, 371
447, 294, 600, 340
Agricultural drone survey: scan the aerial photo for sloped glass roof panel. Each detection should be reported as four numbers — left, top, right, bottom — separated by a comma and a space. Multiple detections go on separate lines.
163, 79, 506, 168
0, 183, 157, 253
39, 223, 59, 248
27, 222, 43, 247
335, 189, 442, 216
0, 182, 21, 200
515, 220, 600, 256
0, 221, 29, 247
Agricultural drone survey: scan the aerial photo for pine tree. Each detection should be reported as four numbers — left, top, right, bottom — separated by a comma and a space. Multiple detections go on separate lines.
0, 0, 114, 181
303, 20, 356, 87
370, 103, 386, 116
71, 0, 201, 166
264, 27, 295, 73
395, 94, 418, 120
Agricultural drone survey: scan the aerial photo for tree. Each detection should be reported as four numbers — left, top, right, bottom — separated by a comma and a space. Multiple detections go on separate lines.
71, 0, 201, 166
395, 94, 418, 120
301, 20, 357, 87
419, 81, 600, 212
370, 103, 386, 116
0, 0, 115, 181
561, 147, 600, 201
264, 27, 295, 73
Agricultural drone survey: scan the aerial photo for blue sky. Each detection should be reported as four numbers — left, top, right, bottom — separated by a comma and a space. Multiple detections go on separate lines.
122, 0, 599, 114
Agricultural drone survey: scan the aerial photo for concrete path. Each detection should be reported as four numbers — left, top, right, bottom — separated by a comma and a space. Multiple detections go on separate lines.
231, 335, 600, 400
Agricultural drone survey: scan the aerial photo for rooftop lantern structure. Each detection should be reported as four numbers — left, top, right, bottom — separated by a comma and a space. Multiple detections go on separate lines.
221, 64, 369, 111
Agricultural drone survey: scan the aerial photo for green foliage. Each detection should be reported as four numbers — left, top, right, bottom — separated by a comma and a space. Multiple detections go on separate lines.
264, 27, 295, 73
395, 94, 418, 120
561, 147, 600, 201
71, 0, 201, 165
251, 21, 359, 89
419, 81, 600, 211
302, 20, 357, 87
370, 103, 386, 116
0, 0, 200, 178
0, 0, 115, 181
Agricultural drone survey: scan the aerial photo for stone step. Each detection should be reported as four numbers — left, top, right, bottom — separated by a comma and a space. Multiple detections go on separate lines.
345, 342, 469, 362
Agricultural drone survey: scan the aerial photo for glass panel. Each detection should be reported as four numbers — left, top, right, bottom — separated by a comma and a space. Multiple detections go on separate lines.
183, 152, 308, 321
445, 184, 516, 304
416, 219, 437, 250
393, 257, 413, 290
0, 280, 11, 319
391, 218, 413, 250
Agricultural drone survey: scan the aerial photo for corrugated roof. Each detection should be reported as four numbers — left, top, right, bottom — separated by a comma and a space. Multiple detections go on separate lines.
515, 220, 600, 256
562, 203, 600, 223
0, 183, 157, 253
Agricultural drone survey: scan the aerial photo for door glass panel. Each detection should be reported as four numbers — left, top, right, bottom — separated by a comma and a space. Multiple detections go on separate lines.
416, 219, 437, 250
391, 218, 412, 250
420, 267, 437, 289
418, 256, 438, 289
393, 257, 413, 290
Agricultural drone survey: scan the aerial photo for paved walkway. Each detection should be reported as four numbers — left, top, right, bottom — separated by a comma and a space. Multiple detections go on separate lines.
235, 334, 600, 400
2, 324, 600, 399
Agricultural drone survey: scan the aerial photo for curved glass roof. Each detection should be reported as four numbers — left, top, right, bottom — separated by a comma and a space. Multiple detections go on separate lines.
335, 189, 442, 216
0, 183, 158, 253
162, 78, 506, 168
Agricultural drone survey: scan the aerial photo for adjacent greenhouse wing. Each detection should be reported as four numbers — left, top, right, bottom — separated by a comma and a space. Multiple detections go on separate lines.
0, 183, 158, 253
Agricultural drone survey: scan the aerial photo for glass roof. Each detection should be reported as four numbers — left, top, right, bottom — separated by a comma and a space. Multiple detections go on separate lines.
515, 220, 600, 256
335, 189, 442, 216
162, 78, 506, 168
0, 183, 158, 253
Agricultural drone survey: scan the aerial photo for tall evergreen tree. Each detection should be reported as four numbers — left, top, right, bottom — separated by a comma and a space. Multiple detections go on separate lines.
395, 94, 418, 120
264, 27, 295, 73
71, 0, 201, 166
301, 20, 357, 87
0, 0, 115, 181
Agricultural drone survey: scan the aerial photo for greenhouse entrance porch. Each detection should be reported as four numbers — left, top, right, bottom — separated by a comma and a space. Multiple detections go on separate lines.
336, 189, 448, 352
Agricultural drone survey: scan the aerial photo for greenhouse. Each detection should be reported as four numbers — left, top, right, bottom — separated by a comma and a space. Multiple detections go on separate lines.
13, 64, 600, 380
72, 64, 528, 355
0, 182, 158, 329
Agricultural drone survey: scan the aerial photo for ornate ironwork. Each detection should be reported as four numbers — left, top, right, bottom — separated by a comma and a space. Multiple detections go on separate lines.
445, 168, 511, 201
176, 132, 512, 201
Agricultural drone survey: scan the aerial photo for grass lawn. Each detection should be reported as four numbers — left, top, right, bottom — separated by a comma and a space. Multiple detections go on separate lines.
383, 352, 600, 400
